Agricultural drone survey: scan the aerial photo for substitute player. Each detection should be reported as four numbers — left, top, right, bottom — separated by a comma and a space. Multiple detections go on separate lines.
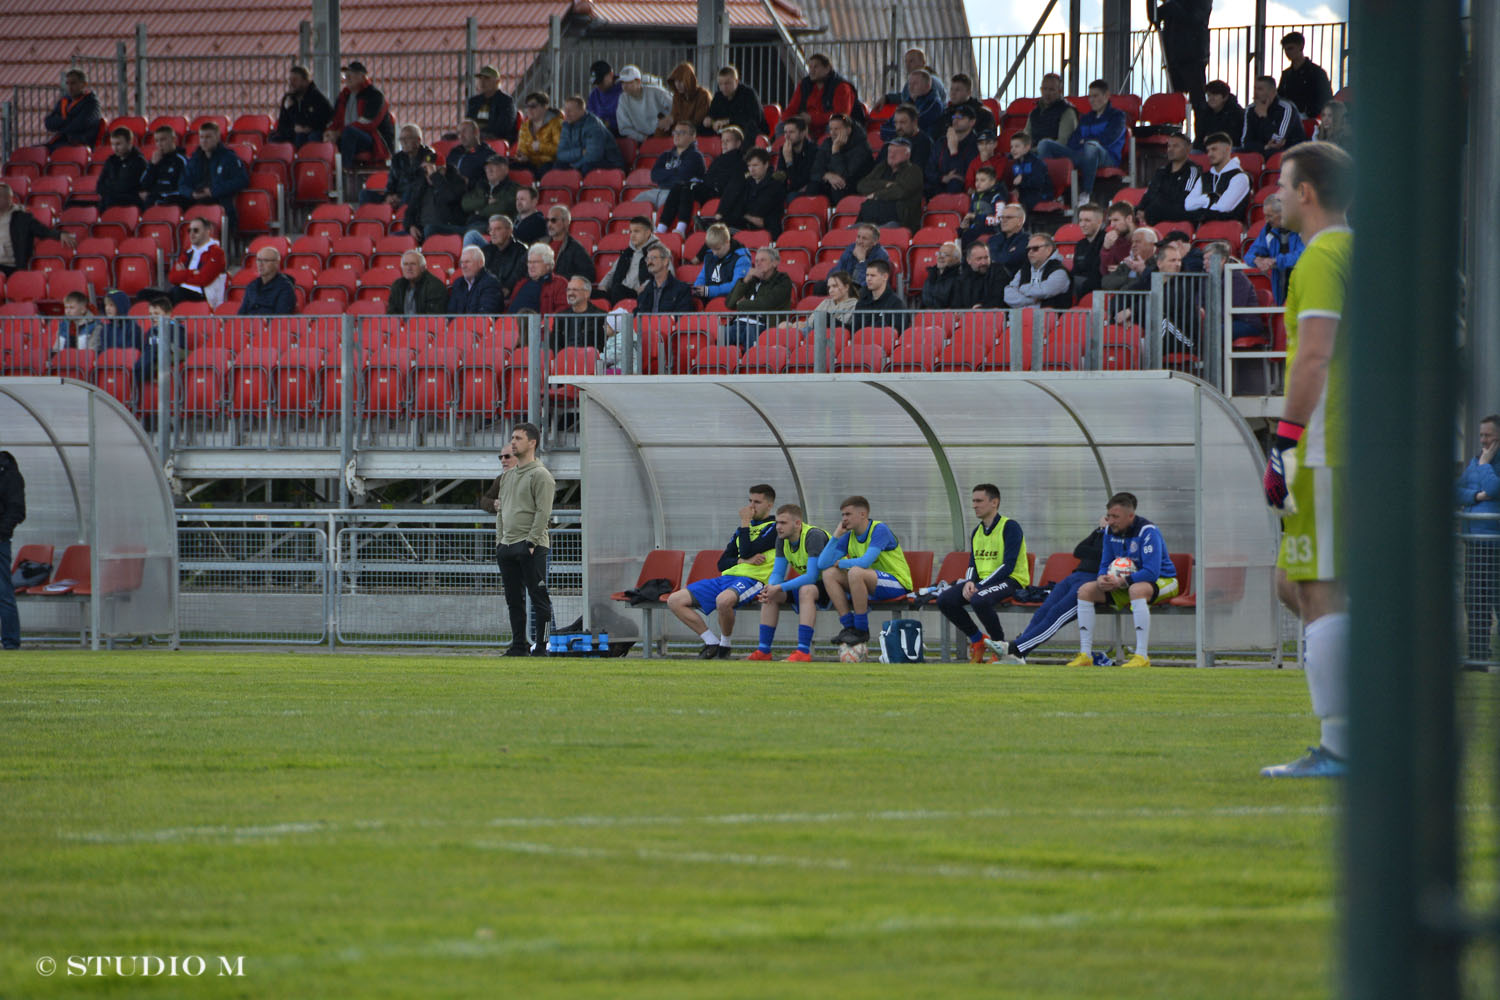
820, 496, 913, 647
748, 504, 831, 662
665, 484, 777, 659
1066, 492, 1178, 668
937, 484, 1029, 663
1260, 141, 1354, 778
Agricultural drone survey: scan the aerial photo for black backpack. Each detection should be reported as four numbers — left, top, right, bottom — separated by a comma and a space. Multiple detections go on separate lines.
11, 560, 51, 588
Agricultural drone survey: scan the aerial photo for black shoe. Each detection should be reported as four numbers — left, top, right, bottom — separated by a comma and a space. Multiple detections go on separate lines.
834, 627, 861, 646
844, 628, 870, 645
698, 643, 721, 659
715, 645, 733, 659
502, 645, 530, 657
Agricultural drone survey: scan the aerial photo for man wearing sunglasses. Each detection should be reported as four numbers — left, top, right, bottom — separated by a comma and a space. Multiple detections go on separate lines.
165, 218, 228, 307
1003, 233, 1073, 309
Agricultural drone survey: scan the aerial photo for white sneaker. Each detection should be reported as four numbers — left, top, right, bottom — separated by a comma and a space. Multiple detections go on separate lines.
987, 639, 1026, 665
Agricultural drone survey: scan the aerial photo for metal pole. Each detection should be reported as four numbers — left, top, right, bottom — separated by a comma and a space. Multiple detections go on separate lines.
1146, 272, 1164, 370
1244, 26, 1255, 105
812, 310, 828, 372
621, 313, 635, 375
1, 100, 12, 161
156, 315, 169, 463
1203, 251, 1224, 393
887, 7, 901, 96
548, 15, 562, 98
134, 24, 147, 117
1067, 0, 1082, 95
527, 313, 543, 429
1100, 0, 1131, 92
465, 17, 478, 121
298, 21, 312, 69
87, 392, 100, 651
1253, 0, 1268, 82
1466, 0, 1500, 451
115, 42, 128, 119
1344, 0, 1465, 997
311, 0, 341, 108
1192, 385, 1205, 669
338, 314, 354, 509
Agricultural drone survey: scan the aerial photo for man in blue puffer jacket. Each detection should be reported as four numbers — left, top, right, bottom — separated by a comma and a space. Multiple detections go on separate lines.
1035, 79, 1126, 205
554, 97, 625, 175
1458, 414, 1500, 667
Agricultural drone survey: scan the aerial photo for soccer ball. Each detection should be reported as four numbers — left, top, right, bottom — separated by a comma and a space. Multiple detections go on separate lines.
838, 642, 867, 663
1109, 557, 1135, 579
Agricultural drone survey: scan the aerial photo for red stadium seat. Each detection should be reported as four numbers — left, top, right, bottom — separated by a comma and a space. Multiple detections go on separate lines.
836, 342, 885, 373
308, 203, 353, 238
361, 347, 412, 417
738, 343, 788, 373
48, 347, 96, 380
293, 142, 336, 203
229, 113, 274, 147
888, 328, 944, 371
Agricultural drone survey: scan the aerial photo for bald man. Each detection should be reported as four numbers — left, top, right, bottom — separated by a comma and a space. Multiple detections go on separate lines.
238, 247, 297, 316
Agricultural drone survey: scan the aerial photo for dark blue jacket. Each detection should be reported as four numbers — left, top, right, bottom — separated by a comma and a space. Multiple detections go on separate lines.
181, 145, 249, 202
556, 113, 624, 173
1457, 455, 1500, 536
446, 144, 491, 188
926, 132, 978, 194
1098, 515, 1177, 582
634, 274, 694, 314
238, 273, 298, 316
1070, 106, 1127, 163
447, 270, 505, 314
44, 91, 102, 148
987, 229, 1030, 278
650, 144, 706, 188
1008, 151, 1052, 210
142, 151, 189, 206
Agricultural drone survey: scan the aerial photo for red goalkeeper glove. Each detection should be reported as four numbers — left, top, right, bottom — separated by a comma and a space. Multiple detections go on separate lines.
1263, 420, 1304, 514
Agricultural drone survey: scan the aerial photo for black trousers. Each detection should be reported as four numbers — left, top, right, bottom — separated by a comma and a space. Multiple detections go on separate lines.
660, 180, 716, 227
936, 577, 1020, 641
497, 544, 552, 651
1464, 541, 1500, 662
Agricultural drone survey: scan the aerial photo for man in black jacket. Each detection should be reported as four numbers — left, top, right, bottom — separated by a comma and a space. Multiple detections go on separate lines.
542, 206, 596, 283
1241, 76, 1305, 155
957, 242, 1007, 309
1194, 81, 1245, 151
405, 158, 468, 241
634, 245, 694, 314
1277, 32, 1334, 119
468, 65, 518, 143
706, 66, 763, 139
383, 125, 433, 211
803, 113, 874, 200
0, 448, 25, 650
719, 149, 786, 237
97, 127, 148, 210
237, 247, 297, 316
448, 247, 505, 314
937, 74, 995, 134
1069, 203, 1108, 299
270, 66, 334, 148
920, 241, 963, 309
0, 182, 74, 275
141, 126, 189, 207
774, 116, 816, 195
43, 70, 101, 150
1155, 0, 1212, 117
482, 215, 529, 292
853, 260, 908, 330
1138, 132, 1201, 225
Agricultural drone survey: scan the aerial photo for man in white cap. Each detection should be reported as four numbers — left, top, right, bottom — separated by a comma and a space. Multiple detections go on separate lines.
615, 66, 672, 143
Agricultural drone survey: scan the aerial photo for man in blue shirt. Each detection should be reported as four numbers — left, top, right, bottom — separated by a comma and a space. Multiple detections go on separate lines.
1246, 193, 1305, 304
1035, 79, 1126, 205
820, 496, 913, 647
1067, 491, 1178, 668
748, 503, 831, 662
1458, 415, 1500, 668
237, 247, 297, 316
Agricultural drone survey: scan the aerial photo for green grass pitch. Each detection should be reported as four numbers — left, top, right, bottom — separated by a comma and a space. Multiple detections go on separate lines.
1, 652, 1494, 998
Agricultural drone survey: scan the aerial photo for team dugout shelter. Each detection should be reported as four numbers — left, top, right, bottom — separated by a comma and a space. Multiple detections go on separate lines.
571, 371, 1281, 666
1, 378, 178, 647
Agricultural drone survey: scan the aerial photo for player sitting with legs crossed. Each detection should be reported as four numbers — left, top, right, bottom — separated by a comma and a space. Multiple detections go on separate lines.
820, 496, 914, 649
748, 504, 832, 662
665, 483, 778, 659
937, 483, 1029, 663
1067, 491, 1179, 668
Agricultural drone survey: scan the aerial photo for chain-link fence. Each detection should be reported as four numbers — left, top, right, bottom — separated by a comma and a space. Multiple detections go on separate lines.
1459, 512, 1500, 672
171, 509, 580, 646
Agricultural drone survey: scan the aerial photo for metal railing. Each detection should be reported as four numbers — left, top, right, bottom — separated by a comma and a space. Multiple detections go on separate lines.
1458, 511, 1500, 671
24, 20, 1349, 156
174, 508, 581, 646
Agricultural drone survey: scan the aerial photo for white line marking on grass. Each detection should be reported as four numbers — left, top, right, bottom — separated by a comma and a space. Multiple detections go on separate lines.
62, 803, 1352, 844
470, 839, 1052, 882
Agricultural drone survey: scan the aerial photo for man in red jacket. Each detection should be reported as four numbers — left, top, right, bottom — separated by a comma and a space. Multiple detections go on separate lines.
166, 218, 228, 306
328, 61, 395, 166
783, 54, 857, 136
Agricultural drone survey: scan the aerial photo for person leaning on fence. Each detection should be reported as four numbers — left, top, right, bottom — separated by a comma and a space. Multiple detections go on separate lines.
0, 446, 27, 651
238, 247, 297, 316
1458, 414, 1500, 669
494, 422, 556, 657
43, 69, 101, 151
387, 250, 448, 316
270, 65, 334, 148
723, 246, 794, 347
555, 96, 625, 175
137, 295, 186, 386
938, 484, 1029, 665
468, 65, 519, 144
0, 181, 74, 275
97, 127, 148, 210
328, 61, 396, 166
659, 126, 744, 239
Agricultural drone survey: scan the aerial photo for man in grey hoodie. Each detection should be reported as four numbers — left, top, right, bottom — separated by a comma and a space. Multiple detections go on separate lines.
494, 423, 556, 656
615, 66, 672, 142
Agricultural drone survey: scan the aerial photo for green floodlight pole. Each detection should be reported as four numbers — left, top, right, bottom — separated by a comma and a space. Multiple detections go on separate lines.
1343, 1, 1465, 998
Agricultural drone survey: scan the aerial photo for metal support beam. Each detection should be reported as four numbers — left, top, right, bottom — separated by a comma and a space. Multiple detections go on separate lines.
1466, 0, 1500, 447
115, 42, 128, 119
696, 0, 730, 88
548, 15, 562, 97
298, 21, 312, 68
311, 0, 341, 108
1067, 0, 1082, 95
994, 0, 1060, 102
1253, 0, 1268, 81
134, 24, 147, 117
465, 17, 479, 117
1100, 0, 1131, 92
1344, 1, 1466, 998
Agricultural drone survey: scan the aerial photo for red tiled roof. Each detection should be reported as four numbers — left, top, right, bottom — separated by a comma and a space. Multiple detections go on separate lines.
578, 0, 808, 30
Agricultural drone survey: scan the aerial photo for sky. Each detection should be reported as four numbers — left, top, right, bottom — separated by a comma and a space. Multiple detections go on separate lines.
965, 0, 1348, 39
